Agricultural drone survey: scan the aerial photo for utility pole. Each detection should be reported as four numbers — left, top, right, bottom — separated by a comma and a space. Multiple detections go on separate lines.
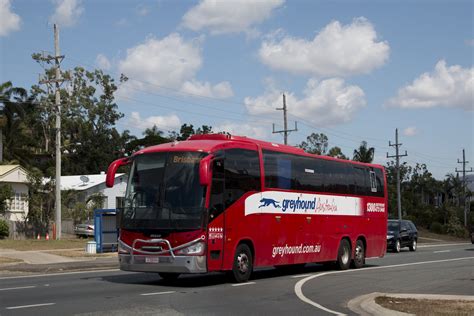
273, 93, 297, 145
455, 148, 473, 227
38, 24, 65, 240
387, 128, 408, 222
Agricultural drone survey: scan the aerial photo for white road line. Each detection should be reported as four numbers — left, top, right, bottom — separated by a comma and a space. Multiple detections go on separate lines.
418, 243, 471, 248
294, 256, 474, 316
290, 274, 312, 279
141, 291, 176, 296
0, 285, 36, 291
6, 303, 56, 310
231, 281, 256, 287
0, 268, 120, 280
434, 250, 451, 253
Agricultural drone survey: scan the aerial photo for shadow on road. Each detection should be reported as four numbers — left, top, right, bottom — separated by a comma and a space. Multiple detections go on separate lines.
98, 262, 379, 288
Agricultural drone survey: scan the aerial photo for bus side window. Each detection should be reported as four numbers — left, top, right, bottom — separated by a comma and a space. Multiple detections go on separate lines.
224, 148, 261, 209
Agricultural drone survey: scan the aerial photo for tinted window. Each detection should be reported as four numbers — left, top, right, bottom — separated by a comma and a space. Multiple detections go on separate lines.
224, 148, 261, 208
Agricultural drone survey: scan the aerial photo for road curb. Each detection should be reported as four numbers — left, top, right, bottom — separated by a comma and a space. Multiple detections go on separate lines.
348, 292, 413, 316
348, 292, 474, 316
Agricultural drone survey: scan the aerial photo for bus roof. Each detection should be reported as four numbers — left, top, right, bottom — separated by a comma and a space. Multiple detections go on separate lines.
133, 133, 384, 170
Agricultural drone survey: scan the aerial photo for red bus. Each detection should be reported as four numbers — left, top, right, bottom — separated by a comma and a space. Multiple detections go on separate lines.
106, 134, 387, 282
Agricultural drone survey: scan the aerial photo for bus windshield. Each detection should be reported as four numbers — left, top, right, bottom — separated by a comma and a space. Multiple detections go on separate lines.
121, 151, 207, 232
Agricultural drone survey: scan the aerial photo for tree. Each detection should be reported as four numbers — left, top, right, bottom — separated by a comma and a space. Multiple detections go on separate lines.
0, 184, 13, 216
327, 146, 348, 160
126, 125, 168, 154
299, 133, 328, 155
169, 124, 213, 141
353, 141, 375, 163
0, 82, 36, 165
30, 63, 130, 175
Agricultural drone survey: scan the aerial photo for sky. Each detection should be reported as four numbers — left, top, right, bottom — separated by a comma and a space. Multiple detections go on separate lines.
0, 0, 473, 180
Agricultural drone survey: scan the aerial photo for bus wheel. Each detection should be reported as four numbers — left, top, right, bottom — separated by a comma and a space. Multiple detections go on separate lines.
336, 239, 351, 270
351, 239, 365, 269
231, 244, 253, 283
158, 272, 180, 281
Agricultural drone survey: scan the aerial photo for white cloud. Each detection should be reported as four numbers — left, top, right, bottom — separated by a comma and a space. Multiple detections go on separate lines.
213, 122, 269, 139
465, 39, 474, 47
182, 0, 284, 35
259, 17, 389, 77
136, 4, 149, 16
129, 112, 181, 130
0, 0, 21, 37
403, 127, 418, 137
245, 78, 366, 126
386, 60, 473, 111
50, 0, 84, 27
181, 80, 233, 98
118, 33, 233, 98
95, 54, 111, 70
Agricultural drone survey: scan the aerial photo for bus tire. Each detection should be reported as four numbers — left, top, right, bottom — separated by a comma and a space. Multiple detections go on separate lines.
231, 243, 253, 283
336, 239, 351, 270
351, 239, 365, 269
158, 272, 180, 281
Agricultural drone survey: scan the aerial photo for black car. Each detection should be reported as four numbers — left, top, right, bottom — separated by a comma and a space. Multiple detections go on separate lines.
387, 219, 418, 252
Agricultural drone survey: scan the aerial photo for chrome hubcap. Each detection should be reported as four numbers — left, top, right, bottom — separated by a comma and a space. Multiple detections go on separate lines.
342, 247, 350, 264
355, 245, 363, 261
396, 241, 400, 252
413, 240, 417, 250
237, 253, 249, 273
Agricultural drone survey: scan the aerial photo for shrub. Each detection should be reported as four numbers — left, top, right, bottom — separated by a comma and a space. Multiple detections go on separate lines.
0, 219, 9, 239
430, 222, 443, 234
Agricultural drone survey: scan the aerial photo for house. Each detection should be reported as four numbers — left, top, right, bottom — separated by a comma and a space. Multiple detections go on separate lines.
60, 172, 127, 209
0, 165, 29, 221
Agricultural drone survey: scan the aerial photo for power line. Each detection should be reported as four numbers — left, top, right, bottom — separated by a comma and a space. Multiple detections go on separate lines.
272, 94, 297, 145
37, 24, 65, 240
455, 148, 473, 226
387, 128, 408, 221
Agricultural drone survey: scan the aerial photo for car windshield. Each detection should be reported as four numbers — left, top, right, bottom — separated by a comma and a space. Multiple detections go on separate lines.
120, 151, 207, 232
388, 221, 400, 231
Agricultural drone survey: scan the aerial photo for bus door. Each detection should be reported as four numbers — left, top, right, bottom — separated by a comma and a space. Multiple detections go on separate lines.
207, 157, 226, 271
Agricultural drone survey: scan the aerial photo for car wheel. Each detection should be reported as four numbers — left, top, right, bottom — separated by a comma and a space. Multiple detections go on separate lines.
231, 243, 253, 283
394, 239, 401, 253
409, 239, 417, 251
351, 239, 365, 269
336, 239, 351, 270
158, 272, 180, 281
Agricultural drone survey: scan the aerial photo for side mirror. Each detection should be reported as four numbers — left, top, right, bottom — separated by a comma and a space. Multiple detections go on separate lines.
106, 158, 129, 188
199, 155, 213, 186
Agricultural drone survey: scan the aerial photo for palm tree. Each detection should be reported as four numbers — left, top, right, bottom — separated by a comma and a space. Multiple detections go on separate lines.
353, 141, 375, 163
0, 81, 35, 164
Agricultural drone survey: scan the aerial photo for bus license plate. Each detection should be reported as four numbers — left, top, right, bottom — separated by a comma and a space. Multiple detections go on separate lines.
145, 256, 159, 263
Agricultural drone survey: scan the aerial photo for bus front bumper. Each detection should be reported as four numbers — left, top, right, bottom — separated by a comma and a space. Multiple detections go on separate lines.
119, 254, 207, 273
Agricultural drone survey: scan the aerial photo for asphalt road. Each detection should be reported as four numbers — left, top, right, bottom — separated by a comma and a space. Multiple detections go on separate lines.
0, 243, 473, 316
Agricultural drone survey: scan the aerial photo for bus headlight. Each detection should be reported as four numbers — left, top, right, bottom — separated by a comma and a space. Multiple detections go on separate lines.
176, 242, 206, 256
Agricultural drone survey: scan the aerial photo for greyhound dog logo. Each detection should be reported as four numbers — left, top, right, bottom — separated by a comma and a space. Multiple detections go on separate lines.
259, 198, 280, 208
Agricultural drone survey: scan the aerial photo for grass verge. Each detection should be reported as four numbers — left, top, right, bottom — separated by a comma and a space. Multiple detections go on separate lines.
0, 239, 91, 251
376, 296, 474, 316
45, 250, 117, 258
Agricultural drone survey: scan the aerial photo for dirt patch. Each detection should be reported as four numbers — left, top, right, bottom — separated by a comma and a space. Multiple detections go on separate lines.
45, 250, 117, 258
376, 296, 474, 316
0, 239, 91, 251
0, 257, 23, 264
